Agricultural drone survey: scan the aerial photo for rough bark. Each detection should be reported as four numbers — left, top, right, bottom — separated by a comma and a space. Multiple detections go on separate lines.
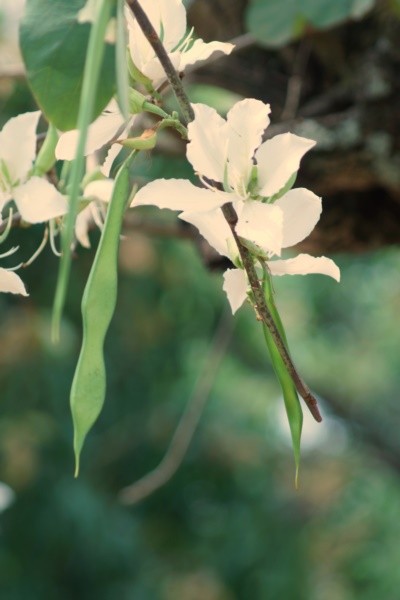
186, 1, 400, 254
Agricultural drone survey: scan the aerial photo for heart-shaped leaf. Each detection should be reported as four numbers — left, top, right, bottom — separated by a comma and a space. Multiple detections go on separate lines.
20, 0, 115, 130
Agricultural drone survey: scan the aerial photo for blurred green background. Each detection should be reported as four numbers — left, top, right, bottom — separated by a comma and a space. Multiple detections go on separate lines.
2, 2, 400, 599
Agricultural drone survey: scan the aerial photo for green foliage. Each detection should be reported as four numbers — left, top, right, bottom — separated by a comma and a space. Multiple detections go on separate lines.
71, 161, 132, 474
389, 0, 400, 16
20, 0, 115, 130
246, 0, 375, 47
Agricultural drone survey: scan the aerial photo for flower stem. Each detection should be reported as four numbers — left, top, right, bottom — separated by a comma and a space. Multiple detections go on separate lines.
126, 0, 194, 125
52, 0, 113, 342
128, 0, 322, 422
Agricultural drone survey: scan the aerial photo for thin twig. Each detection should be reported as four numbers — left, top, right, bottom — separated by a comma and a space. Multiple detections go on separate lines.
119, 307, 234, 505
281, 40, 312, 121
221, 204, 322, 422
127, 0, 194, 125
126, 0, 322, 422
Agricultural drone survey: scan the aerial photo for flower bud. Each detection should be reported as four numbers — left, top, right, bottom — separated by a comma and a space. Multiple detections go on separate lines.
119, 129, 157, 150
128, 88, 147, 114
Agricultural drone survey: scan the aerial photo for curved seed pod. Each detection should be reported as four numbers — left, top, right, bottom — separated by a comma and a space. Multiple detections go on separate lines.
262, 268, 303, 487
70, 159, 132, 476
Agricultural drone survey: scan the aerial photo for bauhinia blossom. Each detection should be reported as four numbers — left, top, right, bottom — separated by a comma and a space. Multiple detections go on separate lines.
0, 112, 68, 224
57, 0, 233, 166
126, 0, 234, 89
133, 98, 340, 313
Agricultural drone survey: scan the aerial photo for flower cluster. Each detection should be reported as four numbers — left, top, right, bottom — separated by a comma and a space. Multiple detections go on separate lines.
133, 99, 340, 313
0, 111, 68, 296
1, 0, 339, 311
55, 0, 233, 169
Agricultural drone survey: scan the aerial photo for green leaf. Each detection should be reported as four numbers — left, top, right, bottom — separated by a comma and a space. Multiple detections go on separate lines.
20, 0, 115, 130
246, 0, 375, 47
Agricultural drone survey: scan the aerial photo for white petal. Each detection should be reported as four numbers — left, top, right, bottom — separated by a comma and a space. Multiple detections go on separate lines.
223, 268, 248, 314
156, 0, 186, 52
13, 177, 68, 223
84, 179, 114, 203
132, 179, 231, 212
127, 0, 186, 71
101, 143, 121, 177
268, 254, 340, 281
0, 111, 41, 184
236, 202, 283, 256
77, 0, 97, 23
100, 114, 135, 177
179, 39, 234, 71
141, 52, 181, 88
275, 188, 322, 248
187, 103, 228, 183
55, 100, 125, 160
180, 208, 233, 258
225, 99, 270, 191
256, 133, 316, 198
0, 267, 28, 296
75, 204, 94, 248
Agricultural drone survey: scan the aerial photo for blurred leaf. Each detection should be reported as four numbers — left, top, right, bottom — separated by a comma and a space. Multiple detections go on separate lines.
20, 0, 115, 130
187, 84, 243, 115
246, 0, 375, 47
389, 0, 400, 16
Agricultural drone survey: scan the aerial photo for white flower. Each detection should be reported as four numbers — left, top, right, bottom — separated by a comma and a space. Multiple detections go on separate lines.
133, 98, 340, 313
0, 112, 68, 223
55, 99, 135, 174
134, 98, 318, 256
126, 0, 234, 89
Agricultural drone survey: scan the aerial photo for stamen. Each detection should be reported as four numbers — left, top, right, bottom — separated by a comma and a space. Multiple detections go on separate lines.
0, 207, 14, 244
0, 245, 19, 259
49, 219, 62, 257
22, 227, 49, 267
175, 27, 194, 53
198, 175, 216, 191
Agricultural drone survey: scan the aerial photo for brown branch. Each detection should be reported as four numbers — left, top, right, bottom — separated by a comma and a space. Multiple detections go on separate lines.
126, 0, 194, 125
221, 203, 322, 422
280, 40, 312, 121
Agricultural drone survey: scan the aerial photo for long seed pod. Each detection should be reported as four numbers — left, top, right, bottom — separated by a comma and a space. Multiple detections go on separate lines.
70, 156, 134, 476
261, 266, 303, 486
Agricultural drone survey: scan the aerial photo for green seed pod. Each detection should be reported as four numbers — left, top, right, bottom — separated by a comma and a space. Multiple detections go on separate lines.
128, 87, 147, 114
262, 268, 303, 487
70, 158, 132, 475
